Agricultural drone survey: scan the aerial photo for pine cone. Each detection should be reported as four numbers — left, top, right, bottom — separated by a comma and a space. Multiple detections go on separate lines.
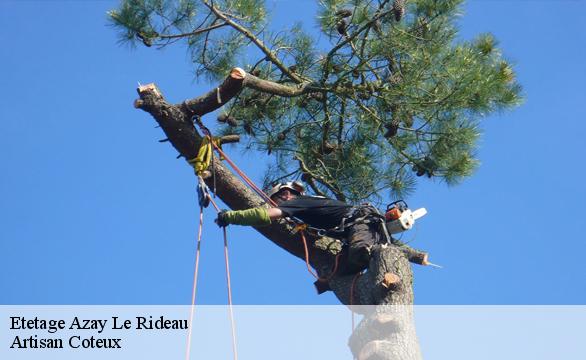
277, 131, 287, 141
358, 91, 371, 100
243, 121, 254, 135
415, 17, 429, 38
217, 113, 238, 127
384, 122, 399, 138
373, 20, 382, 35
421, 157, 435, 177
336, 19, 348, 35
389, 73, 402, 85
402, 113, 414, 128
336, 9, 353, 18
412, 164, 426, 177
310, 92, 325, 102
392, 0, 406, 22
227, 117, 238, 127
321, 142, 336, 154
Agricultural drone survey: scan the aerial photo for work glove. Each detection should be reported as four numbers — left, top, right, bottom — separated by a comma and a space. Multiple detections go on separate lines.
215, 210, 230, 227
214, 208, 271, 227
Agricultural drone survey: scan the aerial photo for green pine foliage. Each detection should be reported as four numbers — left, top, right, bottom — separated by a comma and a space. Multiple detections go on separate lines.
110, 0, 522, 204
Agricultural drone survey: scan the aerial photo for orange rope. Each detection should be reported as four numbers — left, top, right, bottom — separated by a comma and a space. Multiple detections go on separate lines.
318, 253, 341, 283
299, 231, 341, 282
299, 231, 319, 279
207, 134, 277, 207
350, 271, 362, 331
185, 207, 204, 360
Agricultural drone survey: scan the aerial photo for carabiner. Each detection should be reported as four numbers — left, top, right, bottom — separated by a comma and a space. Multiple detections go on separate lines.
197, 179, 211, 208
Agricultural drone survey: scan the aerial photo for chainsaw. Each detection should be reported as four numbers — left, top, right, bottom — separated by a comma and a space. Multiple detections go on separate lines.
384, 200, 427, 234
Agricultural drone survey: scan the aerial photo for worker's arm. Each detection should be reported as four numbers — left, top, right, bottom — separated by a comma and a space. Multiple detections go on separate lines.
266, 207, 284, 220
216, 207, 284, 227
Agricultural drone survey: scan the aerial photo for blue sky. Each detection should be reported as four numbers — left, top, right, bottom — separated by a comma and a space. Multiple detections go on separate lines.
1, 0, 584, 305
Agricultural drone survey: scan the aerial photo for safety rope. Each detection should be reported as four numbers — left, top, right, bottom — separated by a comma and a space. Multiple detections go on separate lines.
299, 231, 341, 283
184, 177, 238, 360
207, 195, 238, 360
350, 271, 362, 331
210, 140, 277, 207
185, 206, 204, 360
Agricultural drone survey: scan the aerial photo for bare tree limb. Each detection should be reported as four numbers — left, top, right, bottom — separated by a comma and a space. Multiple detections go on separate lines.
157, 22, 229, 40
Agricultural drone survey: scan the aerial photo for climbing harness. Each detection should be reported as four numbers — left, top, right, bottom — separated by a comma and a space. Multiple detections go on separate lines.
290, 204, 393, 245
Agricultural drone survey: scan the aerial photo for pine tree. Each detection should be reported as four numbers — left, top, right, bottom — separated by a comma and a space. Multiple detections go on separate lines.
110, 1, 521, 358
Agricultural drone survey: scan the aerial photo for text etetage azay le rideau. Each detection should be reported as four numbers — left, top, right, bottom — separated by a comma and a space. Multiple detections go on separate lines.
9, 316, 188, 349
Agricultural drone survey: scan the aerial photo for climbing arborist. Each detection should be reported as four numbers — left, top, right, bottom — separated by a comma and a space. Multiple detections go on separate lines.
215, 181, 391, 274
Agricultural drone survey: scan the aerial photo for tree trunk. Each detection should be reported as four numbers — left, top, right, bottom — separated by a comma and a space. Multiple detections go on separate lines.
133, 68, 425, 359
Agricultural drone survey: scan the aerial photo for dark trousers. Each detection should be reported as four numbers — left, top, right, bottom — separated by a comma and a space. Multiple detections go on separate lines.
342, 206, 385, 274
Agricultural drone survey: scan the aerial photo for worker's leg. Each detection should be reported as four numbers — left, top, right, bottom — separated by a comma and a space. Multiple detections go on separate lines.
345, 221, 381, 273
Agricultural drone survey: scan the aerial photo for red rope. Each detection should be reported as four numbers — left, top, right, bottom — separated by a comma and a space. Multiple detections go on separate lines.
299, 231, 319, 279
206, 133, 277, 207
350, 271, 362, 331
300, 231, 341, 282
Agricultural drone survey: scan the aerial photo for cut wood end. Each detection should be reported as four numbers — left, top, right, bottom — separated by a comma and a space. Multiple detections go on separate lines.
137, 83, 162, 97
411, 251, 428, 265
230, 67, 247, 80
382, 272, 400, 289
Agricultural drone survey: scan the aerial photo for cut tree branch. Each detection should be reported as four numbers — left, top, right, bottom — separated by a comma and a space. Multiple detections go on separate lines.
180, 68, 314, 118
